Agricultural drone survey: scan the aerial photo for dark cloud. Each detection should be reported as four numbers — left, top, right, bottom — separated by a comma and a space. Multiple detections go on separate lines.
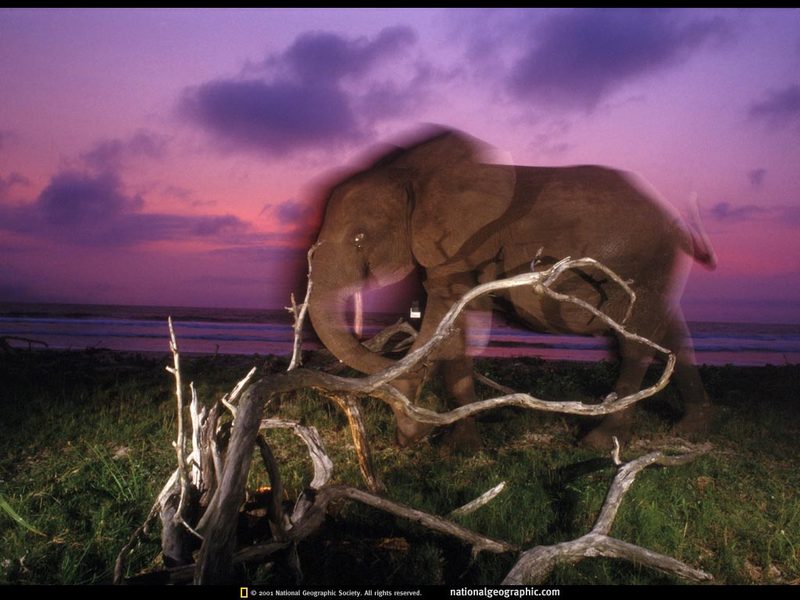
778, 205, 800, 225
180, 79, 362, 154
277, 26, 416, 85
748, 168, 766, 190
709, 201, 800, 225
507, 9, 730, 110
0, 171, 30, 198
748, 84, 800, 127
81, 130, 168, 171
37, 171, 143, 227
164, 185, 216, 208
210, 244, 308, 264
275, 199, 314, 225
0, 170, 250, 246
710, 201, 769, 222
188, 214, 243, 236
256, 199, 322, 255
180, 27, 422, 156
117, 212, 248, 244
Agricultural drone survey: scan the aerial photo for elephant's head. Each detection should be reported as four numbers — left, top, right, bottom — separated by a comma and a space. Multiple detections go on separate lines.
308, 128, 516, 376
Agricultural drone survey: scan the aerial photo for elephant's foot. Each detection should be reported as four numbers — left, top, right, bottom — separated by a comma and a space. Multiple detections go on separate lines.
579, 413, 633, 453
395, 421, 435, 448
672, 403, 715, 438
580, 426, 630, 453
442, 418, 483, 454
393, 405, 436, 447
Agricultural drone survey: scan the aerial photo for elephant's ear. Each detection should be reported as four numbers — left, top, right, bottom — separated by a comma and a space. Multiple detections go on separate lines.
394, 130, 516, 268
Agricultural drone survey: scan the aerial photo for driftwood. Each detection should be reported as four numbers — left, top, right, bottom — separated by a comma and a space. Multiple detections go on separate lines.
115, 255, 713, 586
260, 418, 333, 490
326, 393, 384, 493
0, 336, 49, 352
503, 444, 714, 584
286, 243, 320, 371
450, 482, 508, 518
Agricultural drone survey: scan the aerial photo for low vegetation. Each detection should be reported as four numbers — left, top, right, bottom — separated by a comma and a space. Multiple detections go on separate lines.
1, 349, 798, 585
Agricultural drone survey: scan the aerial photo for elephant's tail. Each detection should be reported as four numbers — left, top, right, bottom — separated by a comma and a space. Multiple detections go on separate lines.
685, 193, 717, 270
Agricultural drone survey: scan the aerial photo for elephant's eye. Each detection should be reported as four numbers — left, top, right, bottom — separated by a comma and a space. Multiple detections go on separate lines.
353, 232, 365, 248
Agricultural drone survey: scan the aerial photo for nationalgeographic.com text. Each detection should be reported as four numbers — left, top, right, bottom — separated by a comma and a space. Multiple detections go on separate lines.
450, 588, 560, 598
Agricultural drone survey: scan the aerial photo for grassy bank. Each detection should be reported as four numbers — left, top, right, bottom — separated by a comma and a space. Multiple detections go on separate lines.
1, 349, 798, 585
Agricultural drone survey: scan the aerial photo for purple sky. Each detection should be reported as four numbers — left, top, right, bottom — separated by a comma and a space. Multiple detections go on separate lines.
1, 8, 799, 323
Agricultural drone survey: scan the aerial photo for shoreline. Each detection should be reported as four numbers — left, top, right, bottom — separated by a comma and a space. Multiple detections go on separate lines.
3, 345, 798, 373
3, 309, 799, 367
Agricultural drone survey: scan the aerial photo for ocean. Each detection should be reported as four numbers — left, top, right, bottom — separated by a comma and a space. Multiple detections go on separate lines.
1, 302, 798, 366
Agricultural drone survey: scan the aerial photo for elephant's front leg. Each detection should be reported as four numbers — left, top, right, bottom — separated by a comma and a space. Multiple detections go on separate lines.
391, 373, 436, 446
392, 273, 483, 450
440, 353, 482, 451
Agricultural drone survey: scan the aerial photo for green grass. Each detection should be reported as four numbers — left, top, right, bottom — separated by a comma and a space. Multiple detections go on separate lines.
1, 349, 798, 585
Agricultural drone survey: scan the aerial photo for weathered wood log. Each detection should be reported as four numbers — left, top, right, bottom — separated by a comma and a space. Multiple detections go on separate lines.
287, 243, 320, 371
260, 418, 333, 490
123, 541, 291, 585
0, 335, 49, 351
198, 402, 221, 508
504, 531, 712, 584
255, 434, 289, 538
450, 482, 507, 518
502, 444, 714, 584
194, 380, 269, 584
327, 393, 384, 493
315, 485, 516, 556
474, 371, 517, 395
159, 492, 196, 567
166, 318, 194, 535
362, 319, 418, 354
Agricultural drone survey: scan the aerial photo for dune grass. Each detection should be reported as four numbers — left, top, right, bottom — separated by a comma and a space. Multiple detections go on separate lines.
0, 349, 798, 585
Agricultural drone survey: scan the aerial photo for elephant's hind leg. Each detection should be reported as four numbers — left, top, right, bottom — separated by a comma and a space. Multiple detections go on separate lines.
662, 315, 714, 437
579, 338, 658, 452
580, 309, 670, 452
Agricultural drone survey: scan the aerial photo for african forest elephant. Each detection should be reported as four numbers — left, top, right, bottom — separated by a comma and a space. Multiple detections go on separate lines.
307, 128, 716, 451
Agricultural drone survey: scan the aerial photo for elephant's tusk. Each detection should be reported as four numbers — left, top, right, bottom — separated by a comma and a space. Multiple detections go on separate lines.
353, 289, 364, 339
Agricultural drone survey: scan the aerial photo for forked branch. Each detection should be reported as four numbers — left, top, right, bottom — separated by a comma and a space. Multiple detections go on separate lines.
503, 443, 714, 584
286, 242, 321, 371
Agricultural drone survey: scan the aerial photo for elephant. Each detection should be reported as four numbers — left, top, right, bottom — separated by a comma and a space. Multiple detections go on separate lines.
307, 127, 716, 451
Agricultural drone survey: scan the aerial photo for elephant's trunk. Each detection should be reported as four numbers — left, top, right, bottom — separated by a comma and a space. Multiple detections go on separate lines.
308, 284, 393, 374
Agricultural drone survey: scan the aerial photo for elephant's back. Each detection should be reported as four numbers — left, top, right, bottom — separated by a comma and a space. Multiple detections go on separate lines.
497, 165, 691, 336
510, 164, 689, 259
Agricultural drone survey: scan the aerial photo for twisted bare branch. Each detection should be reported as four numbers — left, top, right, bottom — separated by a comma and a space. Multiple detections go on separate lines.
287, 242, 321, 371
308, 485, 516, 556
503, 443, 714, 584
260, 418, 333, 490
451, 482, 507, 518
326, 394, 384, 493
166, 318, 198, 539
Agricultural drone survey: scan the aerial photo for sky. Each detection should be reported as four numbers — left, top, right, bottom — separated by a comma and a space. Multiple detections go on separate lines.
1, 8, 799, 324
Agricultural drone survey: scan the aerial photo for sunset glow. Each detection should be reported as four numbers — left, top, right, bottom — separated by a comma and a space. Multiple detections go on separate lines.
1, 8, 799, 323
